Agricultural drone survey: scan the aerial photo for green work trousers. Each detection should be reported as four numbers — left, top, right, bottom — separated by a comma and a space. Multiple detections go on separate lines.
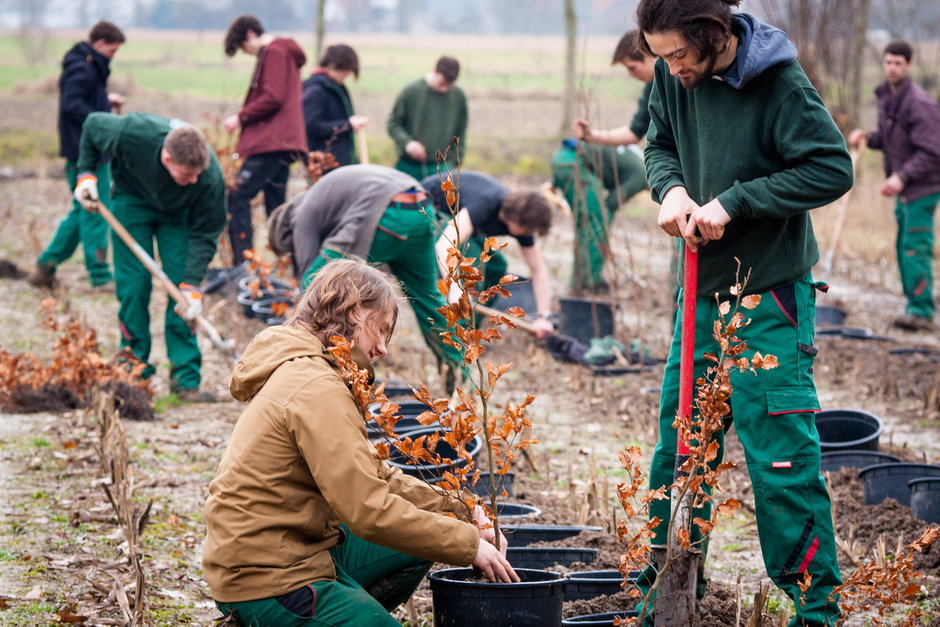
217, 526, 431, 626
895, 192, 937, 319
394, 156, 436, 182
38, 159, 113, 286
302, 203, 463, 369
550, 144, 646, 290
637, 274, 842, 626
111, 190, 201, 389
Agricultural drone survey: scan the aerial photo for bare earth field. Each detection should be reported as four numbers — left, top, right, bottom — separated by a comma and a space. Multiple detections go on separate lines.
0, 90, 938, 625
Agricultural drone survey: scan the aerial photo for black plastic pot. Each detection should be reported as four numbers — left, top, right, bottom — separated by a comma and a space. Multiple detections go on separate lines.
237, 288, 295, 319
385, 427, 483, 482
367, 401, 437, 436
815, 409, 883, 452
815, 305, 847, 328
375, 379, 415, 398
558, 297, 614, 344
562, 611, 639, 626
502, 524, 603, 547
820, 451, 900, 472
909, 478, 940, 523
564, 570, 640, 601
507, 547, 598, 570
490, 277, 537, 315
250, 296, 293, 325
201, 261, 250, 295
429, 567, 565, 627
859, 463, 940, 506
496, 502, 542, 520
468, 471, 516, 498
237, 275, 294, 293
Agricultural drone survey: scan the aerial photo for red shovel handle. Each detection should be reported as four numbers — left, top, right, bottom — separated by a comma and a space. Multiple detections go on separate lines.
676, 244, 698, 456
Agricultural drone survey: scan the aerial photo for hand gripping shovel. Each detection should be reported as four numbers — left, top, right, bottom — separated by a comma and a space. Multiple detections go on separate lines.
94, 200, 240, 364
655, 243, 701, 625
473, 302, 590, 364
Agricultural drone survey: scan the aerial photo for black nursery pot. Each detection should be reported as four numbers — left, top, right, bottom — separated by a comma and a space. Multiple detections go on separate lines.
237, 288, 294, 319
237, 275, 294, 293
814, 409, 883, 452
859, 463, 940, 506
385, 427, 483, 482
502, 524, 603, 547
561, 611, 639, 626
820, 451, 900, 473
201, 261, 250, 296
429, 568, 565, 627
507, 547, 598, 570
564, 570, 640, 601
366, 400, 435, 436
250, 296, 293, 325
815, 305, 847, 328
558, 297, 615, 344
909, 478, 940, 524
468, 471, 516, 498
495, 502, 542, 520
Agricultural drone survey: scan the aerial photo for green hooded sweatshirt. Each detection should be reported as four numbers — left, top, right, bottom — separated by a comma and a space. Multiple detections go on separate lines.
644, 14, 853, 296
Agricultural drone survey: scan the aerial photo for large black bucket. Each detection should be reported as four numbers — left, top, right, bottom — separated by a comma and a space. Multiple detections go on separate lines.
367, 400, 436, 436
507, 547, 598, 570
815, 409, 883, 452
859, 463, 940, 506
558, 297, 614, 344
909, 478, 940, 523
429, 568, 565, 627
490, 277, 537, 315
820, 451, 900, 472
564, 570, 639, 601
562, 611, 639, 625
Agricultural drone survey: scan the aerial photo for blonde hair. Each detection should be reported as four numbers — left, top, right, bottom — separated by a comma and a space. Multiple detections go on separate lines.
163, 126, 210, 170
286, 259, 399, 345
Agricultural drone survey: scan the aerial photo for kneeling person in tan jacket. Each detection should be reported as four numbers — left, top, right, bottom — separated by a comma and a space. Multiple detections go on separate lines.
202, 259, 516, 625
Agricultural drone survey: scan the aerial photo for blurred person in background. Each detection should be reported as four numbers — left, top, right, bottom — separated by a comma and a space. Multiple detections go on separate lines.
387, 56, 467, 180
28, 20, 126, 290
303, 43, 369, 169
223, 15, 307, 266
849, 39, 940, 332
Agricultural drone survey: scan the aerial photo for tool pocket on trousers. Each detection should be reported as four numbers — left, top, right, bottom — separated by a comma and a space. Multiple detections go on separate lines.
769, 283, 797, 327
750, 387, 821, 469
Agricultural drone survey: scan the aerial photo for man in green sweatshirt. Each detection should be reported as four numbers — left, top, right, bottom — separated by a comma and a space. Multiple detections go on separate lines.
387, 56, 467, 180
73, 112, 226, 402
634, 1, 854, 625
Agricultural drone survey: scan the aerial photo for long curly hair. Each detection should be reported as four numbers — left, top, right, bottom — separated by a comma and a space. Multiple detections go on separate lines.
286, 259, 399, 346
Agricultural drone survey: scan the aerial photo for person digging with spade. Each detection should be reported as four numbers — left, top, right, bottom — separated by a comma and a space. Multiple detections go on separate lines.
73, 111, 226, 403
633, 0, 854, 624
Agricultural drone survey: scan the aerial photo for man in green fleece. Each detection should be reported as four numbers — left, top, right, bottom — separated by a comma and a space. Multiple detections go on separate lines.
633, 1, 854, 625
73, 112, 226, 402
387, 56, 467, 180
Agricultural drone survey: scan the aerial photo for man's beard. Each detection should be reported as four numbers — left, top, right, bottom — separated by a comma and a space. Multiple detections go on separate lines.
678, 54, 718, 90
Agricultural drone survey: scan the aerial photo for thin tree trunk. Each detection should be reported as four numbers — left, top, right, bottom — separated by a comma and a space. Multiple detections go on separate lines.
561, 0, 577, 136
848, 0, 872, 128
314, 0, 327, 62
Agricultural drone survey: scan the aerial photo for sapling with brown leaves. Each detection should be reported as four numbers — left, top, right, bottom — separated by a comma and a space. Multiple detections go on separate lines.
326, 160, 537, 552
616, 272, 777, 623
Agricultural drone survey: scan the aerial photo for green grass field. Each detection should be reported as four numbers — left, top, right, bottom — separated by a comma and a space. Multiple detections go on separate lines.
0, 31, 631, 100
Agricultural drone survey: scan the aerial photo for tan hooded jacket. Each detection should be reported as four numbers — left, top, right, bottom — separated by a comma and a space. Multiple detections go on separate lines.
202, 325, 479, 603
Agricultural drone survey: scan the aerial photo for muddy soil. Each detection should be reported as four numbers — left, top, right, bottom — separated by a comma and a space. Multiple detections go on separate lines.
1, 89, 939, 625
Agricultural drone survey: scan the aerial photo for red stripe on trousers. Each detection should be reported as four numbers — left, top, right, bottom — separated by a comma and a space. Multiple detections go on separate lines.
797, 536, 819, 573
